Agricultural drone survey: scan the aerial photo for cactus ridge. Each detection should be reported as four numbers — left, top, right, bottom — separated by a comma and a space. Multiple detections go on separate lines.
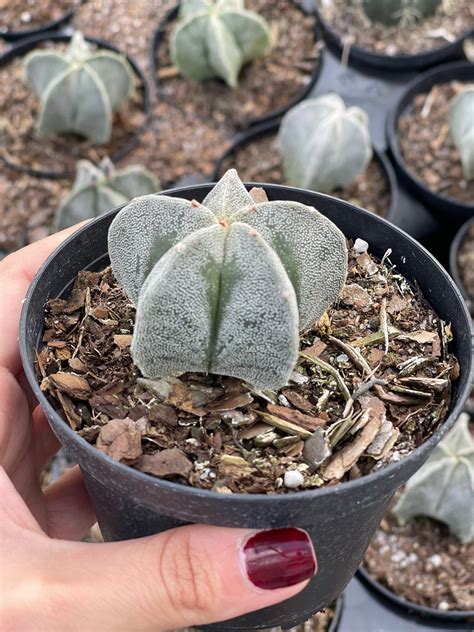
448, 86, 474, 181
109, 169, 347, 389
278, 94, 373, 194
171, 0, 272, 88
24, 32, 135, 144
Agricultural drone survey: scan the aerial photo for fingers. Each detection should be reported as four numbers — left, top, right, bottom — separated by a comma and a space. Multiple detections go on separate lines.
32, 405, 61, 474
45, 525, 317, 631
43, 466, 96, 540
0, 222, 88, 376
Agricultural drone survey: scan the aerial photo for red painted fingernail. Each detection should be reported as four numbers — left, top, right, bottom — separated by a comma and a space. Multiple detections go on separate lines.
243, 528, 317, 590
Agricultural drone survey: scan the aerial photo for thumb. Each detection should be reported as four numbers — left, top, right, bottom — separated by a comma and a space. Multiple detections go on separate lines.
49, 524, 317, 631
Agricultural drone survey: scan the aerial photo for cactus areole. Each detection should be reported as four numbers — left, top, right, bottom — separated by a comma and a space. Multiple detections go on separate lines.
108, 170, 348, 390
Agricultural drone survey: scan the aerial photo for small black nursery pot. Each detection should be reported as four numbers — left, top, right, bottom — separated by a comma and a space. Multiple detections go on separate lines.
313, 5, 473, 73
150, 4, 322, 131
450, 218, 474, 311
20, 184, 472, 631
387, 61, 474, 222
0, 32, 152, 179
0, 1, 86, 42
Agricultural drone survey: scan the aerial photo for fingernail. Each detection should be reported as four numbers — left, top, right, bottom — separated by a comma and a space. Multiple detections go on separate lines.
243, 528, 317, 590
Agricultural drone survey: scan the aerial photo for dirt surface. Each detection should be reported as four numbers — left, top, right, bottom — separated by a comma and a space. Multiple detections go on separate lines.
317, 0, 473, 56
457, 222, 474, 315
154, 0, 320, 129
0, 0, 82, 32
36, 239, 458, 494
364, 495, 474, 612
399, 81, 474, 204
220, 134, 392, 217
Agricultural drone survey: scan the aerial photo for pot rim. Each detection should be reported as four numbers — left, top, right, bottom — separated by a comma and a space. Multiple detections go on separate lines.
449, 217, 474, 306
149, 2, 323, 131
20, 181, 473, 504
313, 4, 473, 71
386, 60, 474, 215
0, 0, 86, 42
357, 566, 474, 622
212, 119, 399, 224
0, 30, 152, 180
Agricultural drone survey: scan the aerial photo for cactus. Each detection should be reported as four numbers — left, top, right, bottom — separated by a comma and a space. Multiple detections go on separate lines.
360, 0, 441, 25
395, 413, 474, 544
277, 94, 373, 194
24, 32, 135, 144
449, 86, 474, 181
54, 158, 159, 231
108, 169, 347, 389
171, 0, 272, 88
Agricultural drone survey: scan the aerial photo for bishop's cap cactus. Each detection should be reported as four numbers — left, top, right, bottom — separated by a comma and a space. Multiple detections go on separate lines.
24, 32, 135, 144
278, 94, 373, 194
108, 169, 348, 390
360, 0, 441, 25
395, 413, 474, 544
171, 0, 272, 88
448, 86, 474, 181
54, 158, 159, 231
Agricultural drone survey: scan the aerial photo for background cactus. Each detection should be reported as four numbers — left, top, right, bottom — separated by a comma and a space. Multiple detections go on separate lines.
395, 413, 474, 543
277, 94, 373, 194
448, 86, 474, 181
24, 32, 135, 144
108, 169, 347, 389
360, 0, 441, 25
54, 158, 159, 231
171, 0, 272, 88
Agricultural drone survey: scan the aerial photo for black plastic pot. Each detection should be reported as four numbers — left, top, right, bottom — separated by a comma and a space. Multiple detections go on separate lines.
213, 121, 399, 224
150, 4, 322, 131
0, 32, 152, 180
449, 217, 474, 312
20, 183, 472, 631
387, 61, 474, 223
0, 1, 85, 42
313, 4, 473, 73
357, 566, 474, 624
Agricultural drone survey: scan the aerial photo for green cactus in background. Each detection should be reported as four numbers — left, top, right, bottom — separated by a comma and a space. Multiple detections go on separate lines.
449, 86, 474, 181
360, 0, 441, 25
24, 32, 135, 144
54, 158, 159, 231
395, 413, 474, 544
171, 0, 272, 88
108, 169, 347, 389
278, 94, 373, 194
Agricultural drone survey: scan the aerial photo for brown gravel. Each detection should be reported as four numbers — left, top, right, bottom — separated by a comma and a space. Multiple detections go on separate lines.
0, 0, 82, 33
153, 0, 320, 129
219, 133, 392, 217
399, 81, 474, 205
364, 495, 474, 612
457, 222, 474, 315
317, 0, 473, 56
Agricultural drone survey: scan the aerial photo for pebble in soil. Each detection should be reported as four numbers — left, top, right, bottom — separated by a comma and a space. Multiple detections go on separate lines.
36, 240, 458, 494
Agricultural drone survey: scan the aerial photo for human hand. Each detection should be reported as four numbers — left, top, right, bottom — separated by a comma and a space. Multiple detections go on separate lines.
0, 228, 317, 631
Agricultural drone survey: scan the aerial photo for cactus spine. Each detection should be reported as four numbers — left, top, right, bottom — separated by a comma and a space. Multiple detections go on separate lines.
171, 0, 272, 88
24, 32, 135, 144
448, 86, 474, 181
54, 158, 159, 231
278, 94, 373, 194
360, 0, 441, 25
108, 169, 348, 389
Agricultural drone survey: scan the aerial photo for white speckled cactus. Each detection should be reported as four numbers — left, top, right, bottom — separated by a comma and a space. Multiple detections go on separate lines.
54, 158, 159, 231
360, 0, 441, 25
24, 32, 135, 144
278, 94, 373, 194
449, 86, 474, 181
108, 169, 347, 389
171, 0, 272, 88
395, 413, 474, 544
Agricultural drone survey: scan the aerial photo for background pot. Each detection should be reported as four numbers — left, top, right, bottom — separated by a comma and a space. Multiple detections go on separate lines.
213, 121, 399, 224
0, 0, 86, 42
0, 32, 152, 180
150, 4, 322, 131
20, 183, 472, 631
357, 566, 474, 623
387, 61, 474, 222
313, 5, 473, 73
449, 217, 474, 313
